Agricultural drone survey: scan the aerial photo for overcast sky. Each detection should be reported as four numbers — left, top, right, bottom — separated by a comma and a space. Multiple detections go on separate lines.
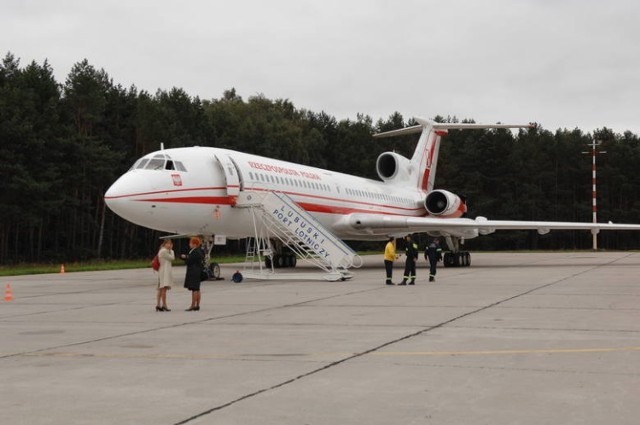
2, 0, 640, 134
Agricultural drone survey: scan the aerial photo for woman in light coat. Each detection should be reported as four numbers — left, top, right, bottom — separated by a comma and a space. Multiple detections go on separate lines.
156, 239, 175, 311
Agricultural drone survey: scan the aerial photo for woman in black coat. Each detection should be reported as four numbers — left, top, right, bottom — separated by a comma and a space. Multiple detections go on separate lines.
181, 237, 204, 311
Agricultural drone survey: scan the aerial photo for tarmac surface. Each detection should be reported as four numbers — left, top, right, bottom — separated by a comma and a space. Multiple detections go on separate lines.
1, 252, 639, 425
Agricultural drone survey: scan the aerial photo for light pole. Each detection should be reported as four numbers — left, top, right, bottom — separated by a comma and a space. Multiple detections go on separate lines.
582, 140, 606, 250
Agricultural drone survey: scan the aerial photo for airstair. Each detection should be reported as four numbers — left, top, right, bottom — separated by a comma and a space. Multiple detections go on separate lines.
235, 191, 360, 281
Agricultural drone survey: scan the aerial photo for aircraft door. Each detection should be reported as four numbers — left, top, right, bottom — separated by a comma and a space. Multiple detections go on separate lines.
214, 154, 241, 200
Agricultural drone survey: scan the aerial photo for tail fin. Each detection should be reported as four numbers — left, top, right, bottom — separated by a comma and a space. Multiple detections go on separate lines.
374, 118, 534, 192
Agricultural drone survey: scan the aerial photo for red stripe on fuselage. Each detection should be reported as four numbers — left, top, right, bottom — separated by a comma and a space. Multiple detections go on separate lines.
141, 196, 234, 204
120, 186, 426, 217
104, 186, 227, 200
297, 202, 414, 216
248, 187, 421, 212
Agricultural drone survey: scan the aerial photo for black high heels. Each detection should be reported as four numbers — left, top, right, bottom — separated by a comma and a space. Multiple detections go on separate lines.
161, 306, 171, 312
156, 306, 162, 312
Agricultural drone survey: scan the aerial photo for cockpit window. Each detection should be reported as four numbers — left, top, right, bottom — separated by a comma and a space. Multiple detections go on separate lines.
128, 153, 188, 172
129, 158, 150, 171
128, 159, 142, 171
146, 158, 165, 170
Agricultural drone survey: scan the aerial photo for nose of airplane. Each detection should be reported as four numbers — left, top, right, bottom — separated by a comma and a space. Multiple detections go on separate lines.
104, 171, 152, 218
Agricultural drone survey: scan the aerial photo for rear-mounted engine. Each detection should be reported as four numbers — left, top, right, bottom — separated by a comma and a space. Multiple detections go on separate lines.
424, 189, 466, 218
376, 152, 413, 183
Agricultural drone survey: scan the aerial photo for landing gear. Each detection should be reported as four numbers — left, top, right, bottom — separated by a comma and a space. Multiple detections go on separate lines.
207, 262, 221, 279
443, 251, 471, 267
440, 236, 471, 268
261, 241, 297, 269
200, 237, 222, 280
264, 253, 298, 269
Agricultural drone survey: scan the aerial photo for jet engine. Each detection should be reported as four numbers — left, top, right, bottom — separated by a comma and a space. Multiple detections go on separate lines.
376, 152, 413, 183
424, 189, 467, 218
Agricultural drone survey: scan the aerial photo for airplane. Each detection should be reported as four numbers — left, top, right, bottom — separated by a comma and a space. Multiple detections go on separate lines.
104, 117, 640, 274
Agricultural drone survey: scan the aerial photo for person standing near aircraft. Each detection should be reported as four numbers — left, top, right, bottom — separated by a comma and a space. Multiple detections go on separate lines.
181, 237, 204, 311
156, 239, 175, 311
383, 236, 397, 285
425, 238, 443, 282
398, 234, 418, 285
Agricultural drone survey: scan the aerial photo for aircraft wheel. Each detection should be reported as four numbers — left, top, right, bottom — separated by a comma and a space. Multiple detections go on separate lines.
276, 255, 285, 268
208, 262, 221, 279
232, 271, 243, 283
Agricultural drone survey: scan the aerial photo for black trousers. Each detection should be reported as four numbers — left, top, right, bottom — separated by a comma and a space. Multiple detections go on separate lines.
403, 259, 416, 282
428, 259, 437, 277
384, 260, 394, 283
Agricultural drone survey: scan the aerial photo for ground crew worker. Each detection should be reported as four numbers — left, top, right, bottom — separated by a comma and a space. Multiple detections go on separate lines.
383, 236, 397, 285
425, 238, 443, 282
399, 234, 418, 285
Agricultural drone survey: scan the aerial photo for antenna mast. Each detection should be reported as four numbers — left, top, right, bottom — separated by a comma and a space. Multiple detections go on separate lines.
582, 140, 606, 250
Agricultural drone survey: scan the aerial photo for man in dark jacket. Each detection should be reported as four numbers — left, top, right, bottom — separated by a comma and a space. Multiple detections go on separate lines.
398, 234, 418, 285
425, 239, 443, 282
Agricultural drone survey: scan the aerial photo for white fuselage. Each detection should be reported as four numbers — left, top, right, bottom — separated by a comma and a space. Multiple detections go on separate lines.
104, 147, 428, 240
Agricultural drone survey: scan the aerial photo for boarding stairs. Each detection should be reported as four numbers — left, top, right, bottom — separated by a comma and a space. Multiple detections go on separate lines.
235, 191, 360, 281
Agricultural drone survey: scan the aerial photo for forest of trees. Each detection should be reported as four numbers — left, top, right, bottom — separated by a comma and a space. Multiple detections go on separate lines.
2, 52, 640, 265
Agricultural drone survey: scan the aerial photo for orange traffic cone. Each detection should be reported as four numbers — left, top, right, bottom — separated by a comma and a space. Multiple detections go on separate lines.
60, 264, 65, 274
4, 284, 13, 302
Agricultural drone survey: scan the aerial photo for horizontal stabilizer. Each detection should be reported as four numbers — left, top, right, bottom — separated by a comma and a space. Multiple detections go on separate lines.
373, 117, 534, 138
373, 124, 422, 138
432, 122, 535, 130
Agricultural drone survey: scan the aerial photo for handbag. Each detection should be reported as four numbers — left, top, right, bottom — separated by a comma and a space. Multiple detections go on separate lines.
151, 255, 160, 271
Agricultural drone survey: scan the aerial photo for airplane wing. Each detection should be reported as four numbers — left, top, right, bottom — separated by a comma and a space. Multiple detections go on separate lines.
338, 214, 640, 239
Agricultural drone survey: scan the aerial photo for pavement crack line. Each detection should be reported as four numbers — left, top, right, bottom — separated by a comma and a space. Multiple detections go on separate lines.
0, 286, 382, 360
173, 255, 630, 425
